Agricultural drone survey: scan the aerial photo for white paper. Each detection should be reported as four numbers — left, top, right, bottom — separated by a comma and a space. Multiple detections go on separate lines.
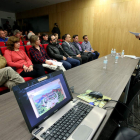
129, 31, 140, 36
47, 60, 62, 66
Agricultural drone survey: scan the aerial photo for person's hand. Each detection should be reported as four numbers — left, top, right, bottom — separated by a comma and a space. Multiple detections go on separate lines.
68, 56, 72, 58
23, 65, 29, 72
76, 54, 81, 57
53, 59, 57, 62
91, 50, 94, 53
63, 56, 67, 60
28, 65, 33, 72
136, 34, 140, 39
84, 50, 88, 52
45, 60, 53, 65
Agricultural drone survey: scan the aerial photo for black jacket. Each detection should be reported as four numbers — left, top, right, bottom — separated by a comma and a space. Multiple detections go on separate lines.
62, 42, 80, 56
47, 43, 69, 60
42, 40, 49, 44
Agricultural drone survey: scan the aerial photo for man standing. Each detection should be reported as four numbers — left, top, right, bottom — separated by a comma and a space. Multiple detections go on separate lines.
62, 34, 88, 64
47, 35, 80, 70
3, 21, 12, 33
52, 23, 61, 39
0, 30, 8, 42
81, 35, 100, 59
72, 35, 95, 61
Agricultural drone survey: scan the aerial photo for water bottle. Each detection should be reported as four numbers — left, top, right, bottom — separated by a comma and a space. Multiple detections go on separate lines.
121, 50, 124, 58
111, 48, 113, 56
103, 56, 108, 69
115, 53, 119, 63
113, 49, 116, 56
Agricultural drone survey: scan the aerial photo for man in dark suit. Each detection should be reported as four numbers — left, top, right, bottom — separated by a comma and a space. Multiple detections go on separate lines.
72, 35, 95, 61
62, 34, 88, 64
47, 35, 80, 70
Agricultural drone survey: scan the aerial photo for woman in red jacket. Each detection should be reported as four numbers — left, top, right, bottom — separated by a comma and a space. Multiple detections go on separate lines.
4, 36, 45, 77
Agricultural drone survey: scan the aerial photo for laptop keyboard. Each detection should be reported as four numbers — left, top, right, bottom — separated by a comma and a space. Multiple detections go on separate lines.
40, 102, 93, 140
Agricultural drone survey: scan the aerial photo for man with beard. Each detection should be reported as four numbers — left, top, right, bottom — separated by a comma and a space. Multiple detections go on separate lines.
47, 35, 80, 70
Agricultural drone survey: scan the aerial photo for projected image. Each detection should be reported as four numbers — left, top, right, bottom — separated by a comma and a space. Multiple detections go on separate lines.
27, 79, 66, 118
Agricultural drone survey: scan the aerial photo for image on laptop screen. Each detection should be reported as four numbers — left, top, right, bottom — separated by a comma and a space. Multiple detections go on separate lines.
27, 79, 66, 118
12, 71, 73, 132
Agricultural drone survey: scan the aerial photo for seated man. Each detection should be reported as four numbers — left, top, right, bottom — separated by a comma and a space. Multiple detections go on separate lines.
54, 33, 61, 43
62, 35, 65, 42
27, 32, 35, 45
0, 54, 25, 90
81, 35, 100, 59
0, 30, 8, 42
41, 33, 49, 44
4, 30, 8, 38
47, 35, 80, 70
72, 35, 95, 61
62, 34, 88, 64
13, 30, 21, 41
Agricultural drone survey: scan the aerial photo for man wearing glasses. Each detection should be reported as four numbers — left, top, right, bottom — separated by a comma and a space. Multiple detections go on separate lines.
47, 35, 80, 70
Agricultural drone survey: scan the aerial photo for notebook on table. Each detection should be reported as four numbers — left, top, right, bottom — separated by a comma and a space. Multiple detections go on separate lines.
12, 70, 107, 140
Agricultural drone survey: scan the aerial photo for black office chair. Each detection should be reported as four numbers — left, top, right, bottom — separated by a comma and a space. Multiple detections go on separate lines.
109, 127, 140, 140
111, 82, 140, 123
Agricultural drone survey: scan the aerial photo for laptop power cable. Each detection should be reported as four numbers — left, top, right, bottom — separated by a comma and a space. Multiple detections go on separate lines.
103, 99, 140, 123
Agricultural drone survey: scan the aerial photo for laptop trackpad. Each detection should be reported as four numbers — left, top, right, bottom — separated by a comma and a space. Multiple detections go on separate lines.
72, 125, 93, 140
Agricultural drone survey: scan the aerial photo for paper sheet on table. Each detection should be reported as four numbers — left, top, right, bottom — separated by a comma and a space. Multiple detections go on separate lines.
77, 90, 111, 108
129, 31, 140, 36
47, 60, 62, 66
124, 55, 140, 59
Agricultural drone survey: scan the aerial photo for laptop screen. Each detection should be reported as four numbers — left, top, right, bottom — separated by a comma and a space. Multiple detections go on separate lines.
13, 71, 73, 132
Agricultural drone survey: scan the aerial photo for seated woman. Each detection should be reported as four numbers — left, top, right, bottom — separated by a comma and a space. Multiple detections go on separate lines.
29, 35, 66, 72
4, 36, 46, 77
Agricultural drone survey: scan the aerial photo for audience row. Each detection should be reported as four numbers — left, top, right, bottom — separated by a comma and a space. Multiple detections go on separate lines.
0, 33, 100, 92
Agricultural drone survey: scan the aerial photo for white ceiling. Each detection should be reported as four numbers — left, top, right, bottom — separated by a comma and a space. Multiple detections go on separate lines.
0, 0, 70, 13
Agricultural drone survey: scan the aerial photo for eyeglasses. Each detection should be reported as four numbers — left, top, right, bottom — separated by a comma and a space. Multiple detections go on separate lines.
52, 38, 56, 41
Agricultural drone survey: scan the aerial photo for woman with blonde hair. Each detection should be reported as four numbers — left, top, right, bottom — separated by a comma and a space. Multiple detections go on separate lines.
29, 35, 66, 72
4, 36, 45, 77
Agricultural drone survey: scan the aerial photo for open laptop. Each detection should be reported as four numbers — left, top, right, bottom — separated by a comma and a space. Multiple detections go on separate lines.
12, 70, 107, 140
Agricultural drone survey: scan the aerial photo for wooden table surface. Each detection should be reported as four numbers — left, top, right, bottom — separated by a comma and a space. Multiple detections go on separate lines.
0, 55, 139, 140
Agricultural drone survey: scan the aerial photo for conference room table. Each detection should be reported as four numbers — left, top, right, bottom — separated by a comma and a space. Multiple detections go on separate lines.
0, 55, 139, 140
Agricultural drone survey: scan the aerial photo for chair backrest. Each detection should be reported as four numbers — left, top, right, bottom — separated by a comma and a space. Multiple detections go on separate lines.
79, 42, 83, 45
0, 46, 25, 55
58, 39, 63, 42
0, 42, 5, 47
20, 41, 23, 46
0, 47, 7, 55
23, 40, 29, 45
43, 44, 48, 53
25, 45, 32, 60
19, 46, 25, 51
